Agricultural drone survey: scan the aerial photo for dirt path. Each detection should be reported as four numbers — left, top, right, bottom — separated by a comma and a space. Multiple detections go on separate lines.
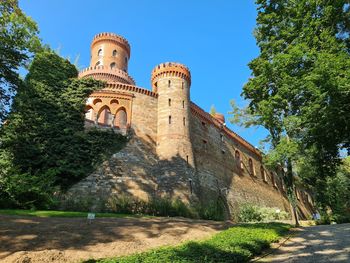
0, 215, 231, 263
258, 223, 350, 263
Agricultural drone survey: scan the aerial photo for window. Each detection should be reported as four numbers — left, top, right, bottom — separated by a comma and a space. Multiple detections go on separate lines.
202, 121, 206, 127
114, 108, 127, 129
261, 166, 267, 182
125, 57, 127, 63
168, 80, 171, 87
110, 62, 116, 69
272, 173, 278, 188
182, 100, 185, 108
220, 134, 224, 142
112, 50, 117, 56
189, 179, 193, 194
97, 49, 102, 56
183, 117, 186, 126
95, 61, 101, 67
186, 155, 189, 164
235, 151, 242, 170
169, 115, 171, 124
249, 158, 255, 176
182, 82, 184, 89
168, 98, 171, 106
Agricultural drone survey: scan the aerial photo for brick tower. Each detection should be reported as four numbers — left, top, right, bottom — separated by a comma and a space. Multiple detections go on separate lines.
151, 62, 195, 167
79, 32, 135, 85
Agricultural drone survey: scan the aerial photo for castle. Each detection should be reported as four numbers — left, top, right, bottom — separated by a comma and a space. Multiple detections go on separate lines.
68, 32, 314, 220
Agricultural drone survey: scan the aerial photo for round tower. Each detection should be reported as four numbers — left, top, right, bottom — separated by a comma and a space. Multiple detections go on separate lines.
79, 32, 135, 85
151, 62, 194, 166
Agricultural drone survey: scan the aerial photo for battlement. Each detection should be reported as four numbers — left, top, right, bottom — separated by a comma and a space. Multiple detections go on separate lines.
92, 32, 131, 58
151, 62, 191, 90
79, 65, 135, 85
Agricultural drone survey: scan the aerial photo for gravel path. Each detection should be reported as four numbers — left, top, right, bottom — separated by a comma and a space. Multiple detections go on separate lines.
0, 215, 231, 263
259, 223, 350, 263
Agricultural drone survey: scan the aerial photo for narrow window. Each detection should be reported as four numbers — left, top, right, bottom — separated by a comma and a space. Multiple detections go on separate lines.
97, 49, 102, 56
186, 155, 189, 164
261, 166, 267, 182
169, 115, 171, 124
183, 117, 186, 126
125, 57, 127, 63
112, 50, 117, 56
168, 80, 171, 87
182, 82, 184, 89
220, 134, 224, 142
95, 61, 101, 67
168, 98, 171, 106
202, 121, 206, 127
221, 149, 225, 154
249, 158, 255, 176
182, 100, 185, 108
110, 62, 116, 69
189, 179, 193, 194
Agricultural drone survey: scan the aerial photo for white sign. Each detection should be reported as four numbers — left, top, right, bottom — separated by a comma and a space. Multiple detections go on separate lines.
87, 213, 95, 220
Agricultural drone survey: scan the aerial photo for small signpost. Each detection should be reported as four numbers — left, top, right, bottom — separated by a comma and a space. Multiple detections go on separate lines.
87, 213, 95, 224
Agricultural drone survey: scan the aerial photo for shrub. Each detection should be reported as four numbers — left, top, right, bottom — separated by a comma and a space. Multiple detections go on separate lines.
239, 204, 290, 222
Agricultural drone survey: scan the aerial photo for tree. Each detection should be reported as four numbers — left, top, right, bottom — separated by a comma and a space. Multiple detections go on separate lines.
231, 0, 350, 224
0, 0, 41, 122
0, 50, 126, 208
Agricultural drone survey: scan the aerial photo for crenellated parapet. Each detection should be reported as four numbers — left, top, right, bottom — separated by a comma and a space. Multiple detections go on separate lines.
79, 66, 135, 85
92, 32, 131, 58
151, 62, 191, 92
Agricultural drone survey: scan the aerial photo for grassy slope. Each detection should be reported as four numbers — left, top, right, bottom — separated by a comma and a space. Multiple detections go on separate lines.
85, 223, 291, 263
0, 209, 148, 218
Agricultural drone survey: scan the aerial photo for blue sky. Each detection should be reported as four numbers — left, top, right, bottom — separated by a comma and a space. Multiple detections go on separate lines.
20, 0, 268, 148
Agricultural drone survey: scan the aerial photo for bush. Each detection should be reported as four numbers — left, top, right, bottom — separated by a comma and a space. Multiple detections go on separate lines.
239, 204, 290, 222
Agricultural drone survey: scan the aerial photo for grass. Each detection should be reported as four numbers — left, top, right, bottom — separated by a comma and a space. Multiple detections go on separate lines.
85, 222, 291, 263
0, 209, 149, 218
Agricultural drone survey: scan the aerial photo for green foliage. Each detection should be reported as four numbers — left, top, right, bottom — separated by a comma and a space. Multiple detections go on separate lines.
105, 195, 198, 219
84, 223, 291, 263
209, 104, 217, 116
238, 204, 290, 223
0, 0, 41, 121
0, 50, 127, 208
231, 0, 350, 215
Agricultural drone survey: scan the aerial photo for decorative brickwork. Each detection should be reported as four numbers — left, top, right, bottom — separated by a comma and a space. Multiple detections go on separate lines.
67, 32, 315, 220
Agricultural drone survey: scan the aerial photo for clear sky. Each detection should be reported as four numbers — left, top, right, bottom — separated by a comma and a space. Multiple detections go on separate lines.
19, 0, 268, 148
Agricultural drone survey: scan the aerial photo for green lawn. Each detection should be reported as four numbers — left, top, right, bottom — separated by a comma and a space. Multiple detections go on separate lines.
84, 222, 291, 263
0, 209, 147, 218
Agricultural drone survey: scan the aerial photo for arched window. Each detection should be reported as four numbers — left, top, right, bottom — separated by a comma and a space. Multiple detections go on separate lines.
97, 49, 102, 56
182, 100, 185, 108
95, 61, 101, 67
110, 62, 116, 69
261, 166, 267, 182
97, 106, 112, 126
168, 80, 171, 87
235, 150, 242, 170
112, 50, 117, 56
85, 107, 94, 121
169, 115, 172, 124
168, 98, 171, 106
249, 159, 255, 176
183, 117, 186, 126
114, 108, 127, 129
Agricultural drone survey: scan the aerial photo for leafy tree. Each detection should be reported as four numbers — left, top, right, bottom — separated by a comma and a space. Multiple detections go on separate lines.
0, 0, 41, 122
209, 105, 217, 116
231, 0, 350, 223
0, 50, 126, 208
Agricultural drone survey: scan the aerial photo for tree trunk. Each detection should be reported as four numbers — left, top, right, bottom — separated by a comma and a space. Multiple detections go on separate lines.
287, 157, 300, 227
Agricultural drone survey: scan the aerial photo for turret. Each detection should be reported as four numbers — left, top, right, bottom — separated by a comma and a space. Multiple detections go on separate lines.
79, 32, 135, 85
151, 62, 194, 166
